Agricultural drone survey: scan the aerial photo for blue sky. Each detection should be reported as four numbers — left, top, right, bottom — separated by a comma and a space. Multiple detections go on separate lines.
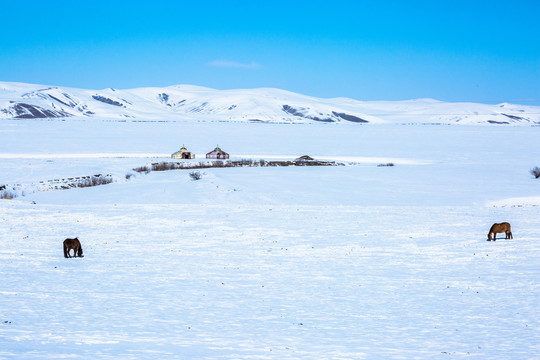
1, 0, 539, 104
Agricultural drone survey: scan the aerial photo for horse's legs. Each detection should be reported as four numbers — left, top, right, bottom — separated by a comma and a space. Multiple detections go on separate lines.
493, 233, 497, 241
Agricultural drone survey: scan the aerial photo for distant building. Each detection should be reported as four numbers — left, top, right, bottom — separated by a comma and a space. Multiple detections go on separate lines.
171, 146, 195, 159
206, 146, 229, 159
296, 155, 314, 161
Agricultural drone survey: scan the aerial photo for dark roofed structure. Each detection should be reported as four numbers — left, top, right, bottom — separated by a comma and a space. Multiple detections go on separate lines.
206, 146, 229, 159
296, 155, 314, 161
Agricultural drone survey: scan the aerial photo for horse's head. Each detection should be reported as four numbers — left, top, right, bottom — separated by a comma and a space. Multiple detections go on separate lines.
487, 233, 492, 241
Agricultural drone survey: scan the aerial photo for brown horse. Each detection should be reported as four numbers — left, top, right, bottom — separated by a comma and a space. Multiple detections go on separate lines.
63, 238, 83, 258
487, 222, 513, 241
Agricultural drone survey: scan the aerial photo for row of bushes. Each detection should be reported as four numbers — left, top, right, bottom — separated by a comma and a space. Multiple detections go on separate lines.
0, 175, 114, 200
51, 175, 114, 189
132, 159, 342, 175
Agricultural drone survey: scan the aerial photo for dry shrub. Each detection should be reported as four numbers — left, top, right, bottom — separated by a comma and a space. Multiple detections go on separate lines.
189, 171, 203, 180
0, 189, 16, 199
151, 162, 184, 171
133, 165, 150, 174
75, 175, 114, 188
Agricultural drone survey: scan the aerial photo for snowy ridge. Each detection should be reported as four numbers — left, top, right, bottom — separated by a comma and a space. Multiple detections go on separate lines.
1, 81, 539, 124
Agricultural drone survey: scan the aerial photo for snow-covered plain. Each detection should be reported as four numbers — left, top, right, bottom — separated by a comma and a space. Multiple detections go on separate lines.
0, 119, 539, 359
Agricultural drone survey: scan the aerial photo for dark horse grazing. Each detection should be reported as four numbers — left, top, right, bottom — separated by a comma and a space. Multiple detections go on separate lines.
488, 222, 513, 241
63, 238, 83, 258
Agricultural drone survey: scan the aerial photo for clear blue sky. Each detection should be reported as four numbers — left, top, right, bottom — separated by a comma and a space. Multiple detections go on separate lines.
1, 0, 539, 104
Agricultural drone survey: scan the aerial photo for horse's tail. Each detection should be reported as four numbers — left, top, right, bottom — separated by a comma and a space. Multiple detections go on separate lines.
63, 241, 68, 258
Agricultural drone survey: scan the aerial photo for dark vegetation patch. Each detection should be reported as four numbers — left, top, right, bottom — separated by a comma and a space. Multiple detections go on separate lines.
309, 116, 334, 122
92, 95, 124, 107
488, 120, 510, 125
76, 104, 94, 116
132, 158, 344, 175
332, 111, 369, 123
282, 105, 304, 117
189, 102, 209, 113
158, 93, 171, 106
281, 105, 334, 122
501, 113, 525, 121
530, 166, 540, 179
282, 105, 367, 123
48, 94, 75, 107
10, 103, 72, 119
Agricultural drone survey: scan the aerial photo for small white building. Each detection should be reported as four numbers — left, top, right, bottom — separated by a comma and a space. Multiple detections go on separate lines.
171, 146, 195, 159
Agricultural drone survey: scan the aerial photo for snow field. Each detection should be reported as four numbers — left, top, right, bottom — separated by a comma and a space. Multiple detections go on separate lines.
0, 202, 538, 359
0, 120, 539, 359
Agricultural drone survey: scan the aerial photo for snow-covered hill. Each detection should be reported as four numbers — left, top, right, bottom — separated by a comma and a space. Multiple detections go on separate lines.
1, 81, 539, 125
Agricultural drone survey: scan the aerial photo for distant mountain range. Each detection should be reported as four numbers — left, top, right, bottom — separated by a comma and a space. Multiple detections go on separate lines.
1, 82, 539, 125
